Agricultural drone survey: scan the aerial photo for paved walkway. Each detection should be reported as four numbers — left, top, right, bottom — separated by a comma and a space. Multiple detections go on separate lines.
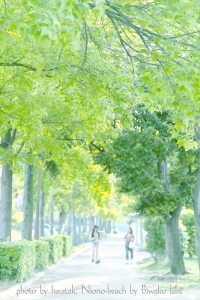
8, 233, 200, 300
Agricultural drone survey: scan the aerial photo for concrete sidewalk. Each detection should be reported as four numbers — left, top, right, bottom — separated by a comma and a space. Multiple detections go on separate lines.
3, 233, 200, 300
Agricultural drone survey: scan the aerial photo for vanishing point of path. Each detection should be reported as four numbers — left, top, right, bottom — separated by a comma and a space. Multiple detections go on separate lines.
9, 233, 200, 300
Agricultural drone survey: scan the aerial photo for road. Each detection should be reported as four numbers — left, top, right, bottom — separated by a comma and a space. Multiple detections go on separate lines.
9, 232, 200, 300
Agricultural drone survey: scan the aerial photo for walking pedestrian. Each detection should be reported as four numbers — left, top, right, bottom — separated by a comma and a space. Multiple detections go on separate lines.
89, 225, 102, 264
124, 227, 135, 264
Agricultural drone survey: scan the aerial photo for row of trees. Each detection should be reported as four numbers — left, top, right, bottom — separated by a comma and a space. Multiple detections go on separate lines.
1, 0, 200, 276
0, 156, 120, 240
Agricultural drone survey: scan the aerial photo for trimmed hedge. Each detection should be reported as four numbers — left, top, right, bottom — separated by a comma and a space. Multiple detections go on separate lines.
0, 240, 36, 282
33, 240, 49, 270
59, 235, 72, 257
0, 235, 73, 282
40, 236, 63, 264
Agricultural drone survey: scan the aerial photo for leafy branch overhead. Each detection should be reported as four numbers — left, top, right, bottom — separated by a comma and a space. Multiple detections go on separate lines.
1, 1, 200, 147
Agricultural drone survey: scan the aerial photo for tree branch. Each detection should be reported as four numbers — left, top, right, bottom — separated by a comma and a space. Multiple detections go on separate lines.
0, 62, 37, 71
143, 197, 156, 207
109, 17, 133, 59
82, 22, 88, 65
10, 128, 17, 146
90, 141, 104, 152
15, 141, 25, 156
0, 149, 11, 160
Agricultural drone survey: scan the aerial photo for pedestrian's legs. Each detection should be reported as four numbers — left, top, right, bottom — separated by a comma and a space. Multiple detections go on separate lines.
130, 248, 134, 263
92, 245, 95, 261
95, 245, 99, 261
125, 247, 129, 263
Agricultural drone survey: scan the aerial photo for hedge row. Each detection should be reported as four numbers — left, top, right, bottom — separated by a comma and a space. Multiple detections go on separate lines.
0, 235, 72, 282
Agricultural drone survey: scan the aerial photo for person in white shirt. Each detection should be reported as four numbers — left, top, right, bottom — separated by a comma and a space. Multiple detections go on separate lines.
89, 225, 101, 264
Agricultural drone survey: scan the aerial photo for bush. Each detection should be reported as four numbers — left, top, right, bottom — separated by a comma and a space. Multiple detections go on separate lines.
180, 210, 196, 257
113, 228, 119, 234
0, 235, 73, 283
40, 236, 63, 264
0, 240, 36, 282
144, 216, 165, 263
33, 240, 49, 270
59, 235, 72, 257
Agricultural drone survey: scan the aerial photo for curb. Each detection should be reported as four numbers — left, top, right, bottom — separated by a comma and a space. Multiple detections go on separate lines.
0, 243, 92, 300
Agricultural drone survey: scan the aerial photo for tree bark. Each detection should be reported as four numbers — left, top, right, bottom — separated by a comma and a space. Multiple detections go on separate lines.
102, 219, 106, 231
105, 220, 111, 233
72, 210, 77, 246
83, 214, 87, 232
113, 220, 116, 231
164, 206, 186, 275
89, 214, 94, 231
0, 164, 12, 241
0, 129, 16, 242
194, 201, 200, 271
66, 213, 72, 235
34, 168, 42, 240
164, 221, 171, 265
140, 218, 144, 245
78, 215, 81, 244
40, 191, 45, 237
192, 147, 200, 271
58, 208, 66, 234
107, 220, 112, 233
50, 194, 54, 235
99, 217, 103, 231
22, 163, 34, 240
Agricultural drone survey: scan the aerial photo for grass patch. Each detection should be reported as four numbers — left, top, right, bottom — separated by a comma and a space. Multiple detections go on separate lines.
184, 257, 199, 273
136, 256, 200, 289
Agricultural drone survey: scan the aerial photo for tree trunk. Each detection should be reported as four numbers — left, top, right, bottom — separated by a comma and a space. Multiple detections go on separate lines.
140, 218, 144, 245
22, 163, 34, 240
164, 221, 171, 265
50, 194, 54, 235
99, 217, 103, 231
58, 208, 66, 234
194, 203, 200, 271
78, 215, 81, 244
83, 214, 87, 232
192, 147, 200, 271
89, 214, 94, 232
92, 215, 94, 228
66, 213, 72, 235
102, 219, 106, 231
0, 164, 13, 241
0, 129, 16, 241
105, 220, 111, 233
34, 168, 42, 240
113, 220, 116, 231
107, 220, 112, 233
40, 191, 45, 237
157, 158, 173, 265
164, 206, 186, 275
72, 210, 77, 246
